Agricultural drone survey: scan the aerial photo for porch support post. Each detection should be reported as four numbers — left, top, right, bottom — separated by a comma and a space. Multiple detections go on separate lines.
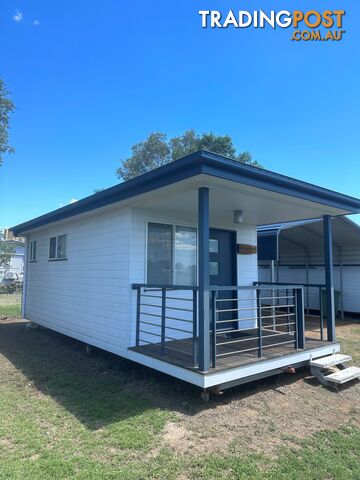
323, 215, 336, 342
198, 187, 210, 372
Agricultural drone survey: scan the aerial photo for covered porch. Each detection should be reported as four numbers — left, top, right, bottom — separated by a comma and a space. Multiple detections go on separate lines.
125, 151, 360, 386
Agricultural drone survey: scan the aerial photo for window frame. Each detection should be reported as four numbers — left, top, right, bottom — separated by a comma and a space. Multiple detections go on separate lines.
146, 221, 197, 286
48, 234, 68, 261
29, 240, 37, 262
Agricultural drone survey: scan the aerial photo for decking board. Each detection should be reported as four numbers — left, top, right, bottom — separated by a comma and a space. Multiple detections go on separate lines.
129, 327, 331, 374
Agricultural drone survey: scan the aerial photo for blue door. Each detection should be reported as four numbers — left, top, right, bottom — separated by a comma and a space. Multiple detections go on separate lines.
209, 229, 238, 331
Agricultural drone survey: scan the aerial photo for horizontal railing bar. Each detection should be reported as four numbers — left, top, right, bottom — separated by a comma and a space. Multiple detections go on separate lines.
216, 307, 249, 313
140, 330, 193, 344
215, 326, 259, 335
139, 329, 161, 337
216, 346, 259, 357
261, 313, 295, 319
140, 311, 162, 318
210, 285, 303, 291
216, 316, 257, 323
141, 294, 163, 299
217, 336, 260, 346
141, 312, 193, 323
138, 339, 154, 345
216, 317, 257, 324
162, 335, 193, 344
165, 325, 192, 334
164, 296, 193, 302
166, 306, 193, 312
139, 320, 192, 335
261, 321, 295, 328
261, 296, 295, 301
261, 305, 295, 309
215, 298, 256, 302
140, 302, 161, 308
140, 320, 161, 328
261, 330, 295, 338
165, 316, 193, 323
255, 281, 325, 288
262, 340, 296, 348
133, 283, 198, 290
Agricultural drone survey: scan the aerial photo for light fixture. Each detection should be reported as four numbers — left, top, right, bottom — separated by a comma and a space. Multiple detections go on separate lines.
233, 210, 243, 224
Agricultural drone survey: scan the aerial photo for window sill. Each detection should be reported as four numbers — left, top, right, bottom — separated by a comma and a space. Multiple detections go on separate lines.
48, 258, 68, 262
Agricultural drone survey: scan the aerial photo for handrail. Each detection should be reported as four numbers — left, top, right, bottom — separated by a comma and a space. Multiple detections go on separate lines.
132, 283, 198, 290
254, 281, 325, 288
210, 284, 304, 291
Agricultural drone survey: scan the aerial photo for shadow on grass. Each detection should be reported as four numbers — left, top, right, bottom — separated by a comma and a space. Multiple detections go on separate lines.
0, 319, 318, 429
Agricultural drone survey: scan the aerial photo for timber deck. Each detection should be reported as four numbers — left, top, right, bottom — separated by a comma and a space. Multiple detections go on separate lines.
129, 328, 334, 373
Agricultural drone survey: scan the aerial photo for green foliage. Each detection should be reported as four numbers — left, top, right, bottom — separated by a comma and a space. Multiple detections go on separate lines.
116, 130, 261, 181
0, 79, 15, 166
0, 240, 15, 269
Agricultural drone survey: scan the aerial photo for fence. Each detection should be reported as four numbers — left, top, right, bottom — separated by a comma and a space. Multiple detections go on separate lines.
0, 281, 22, 315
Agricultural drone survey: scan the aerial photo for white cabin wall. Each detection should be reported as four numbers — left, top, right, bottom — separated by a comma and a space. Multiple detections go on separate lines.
25, 206, 132, 356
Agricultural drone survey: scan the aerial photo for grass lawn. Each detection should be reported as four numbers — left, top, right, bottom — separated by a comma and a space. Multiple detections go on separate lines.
0, 317, 359, 479
0, 294, 21, 318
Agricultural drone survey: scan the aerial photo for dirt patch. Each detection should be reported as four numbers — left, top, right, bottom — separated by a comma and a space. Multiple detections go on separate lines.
173, 374, 359, 456
162, 422, 194, 453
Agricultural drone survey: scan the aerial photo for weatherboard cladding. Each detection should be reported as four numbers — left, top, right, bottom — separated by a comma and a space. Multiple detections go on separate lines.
11, 150, 360, 235
25, 207, 133, 356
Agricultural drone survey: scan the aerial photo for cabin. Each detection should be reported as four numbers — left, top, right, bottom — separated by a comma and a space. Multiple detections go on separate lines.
258, 216, 360, 319
11, 151, 360, 396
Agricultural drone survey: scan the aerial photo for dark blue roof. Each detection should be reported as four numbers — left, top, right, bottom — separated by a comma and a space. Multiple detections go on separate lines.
11, 150, 360, 235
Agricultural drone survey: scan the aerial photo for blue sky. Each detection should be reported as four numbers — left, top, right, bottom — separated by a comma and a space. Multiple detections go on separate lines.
1, 0, 359, 228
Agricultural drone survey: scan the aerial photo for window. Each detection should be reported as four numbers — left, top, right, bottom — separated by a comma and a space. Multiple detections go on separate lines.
49, 235, 67, 260
174, 226, 197, 285
147, 223, 172, 284
29, 241, 37, 262
147, 223, 197, 286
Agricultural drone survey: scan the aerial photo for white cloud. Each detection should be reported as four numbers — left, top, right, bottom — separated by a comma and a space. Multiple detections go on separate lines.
13, 10, 23, 22
58, 199, 79, 208
33, 19, 40, 27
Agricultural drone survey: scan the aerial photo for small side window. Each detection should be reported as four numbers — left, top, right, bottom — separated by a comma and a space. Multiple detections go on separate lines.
49, 237, 56, 259
29, 241, 37, 262
49, 235, 67, 260
57, 235, 67, 259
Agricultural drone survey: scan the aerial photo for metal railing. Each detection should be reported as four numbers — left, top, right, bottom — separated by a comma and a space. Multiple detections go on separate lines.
209, 285, 305, 368
254, 282, 326, 340
132, 283, 306, 371
132, 284, 199, 366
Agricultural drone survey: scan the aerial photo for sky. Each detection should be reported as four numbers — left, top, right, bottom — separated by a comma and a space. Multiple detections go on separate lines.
1, 0, 360, 228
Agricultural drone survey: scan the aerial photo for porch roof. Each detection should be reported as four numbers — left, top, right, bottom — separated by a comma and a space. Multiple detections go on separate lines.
11, 150, 360, 234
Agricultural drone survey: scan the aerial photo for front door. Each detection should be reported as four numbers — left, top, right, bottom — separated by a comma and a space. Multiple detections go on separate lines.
209, 228, 237, 331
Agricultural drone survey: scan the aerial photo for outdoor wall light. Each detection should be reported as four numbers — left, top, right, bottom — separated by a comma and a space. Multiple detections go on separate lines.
233, 210, 243, 224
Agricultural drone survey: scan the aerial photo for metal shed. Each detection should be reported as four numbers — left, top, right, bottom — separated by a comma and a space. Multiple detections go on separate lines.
258, 216, 360, 318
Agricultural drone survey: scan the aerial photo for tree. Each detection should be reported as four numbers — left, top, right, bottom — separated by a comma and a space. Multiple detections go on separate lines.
0, 241, 15, 270
116, 130, 261, 181
0, 79, 15, 166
